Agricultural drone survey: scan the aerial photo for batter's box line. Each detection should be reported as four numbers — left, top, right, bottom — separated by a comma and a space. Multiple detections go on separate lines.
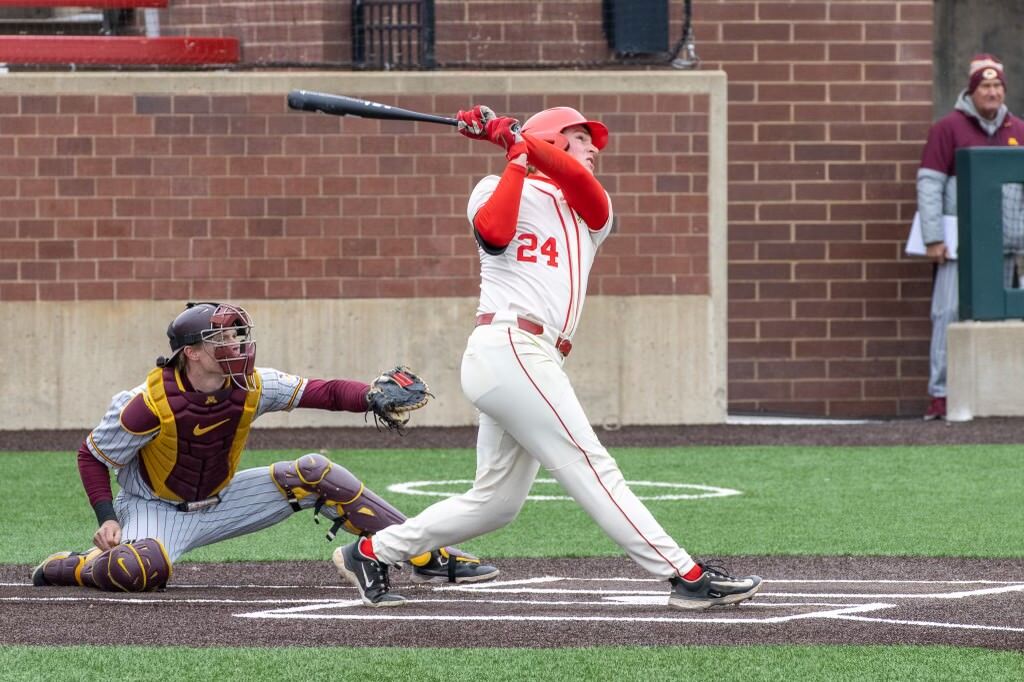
235, 600, 1024, 633
519, 578, 1024, 584
445, 577, 1024, 601
235, 602, 892, 624
828, 613, 1024, 634
0, 595, 353, 606
440, 586, 1024, 600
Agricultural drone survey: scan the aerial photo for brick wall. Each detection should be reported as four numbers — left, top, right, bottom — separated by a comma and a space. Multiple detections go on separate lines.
159, 1, 347, 64
705, 1, 934, 416
0, 84, 709, 304
11, 0, 939, 417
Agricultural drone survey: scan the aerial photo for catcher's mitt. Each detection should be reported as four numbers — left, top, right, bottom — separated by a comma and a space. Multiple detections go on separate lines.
366, 366, 432, 432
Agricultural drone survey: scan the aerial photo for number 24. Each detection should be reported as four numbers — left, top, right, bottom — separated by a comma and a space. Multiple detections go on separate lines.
516, 233, 559, 267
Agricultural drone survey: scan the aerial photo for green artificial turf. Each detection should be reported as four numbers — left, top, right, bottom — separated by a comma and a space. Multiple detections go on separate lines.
2, 444, 1023, 564
0, 644, 1021, 681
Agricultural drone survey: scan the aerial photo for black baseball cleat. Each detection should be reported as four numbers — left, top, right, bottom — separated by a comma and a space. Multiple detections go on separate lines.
333, 542, 407, 607
410, 547, 500, 584
667, 563, 763, 610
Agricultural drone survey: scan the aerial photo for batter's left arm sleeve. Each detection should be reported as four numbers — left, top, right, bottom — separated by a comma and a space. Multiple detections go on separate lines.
524, 133, 610, 229
298, 378, 372, 412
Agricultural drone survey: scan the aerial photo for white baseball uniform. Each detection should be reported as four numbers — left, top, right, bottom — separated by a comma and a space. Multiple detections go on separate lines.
371, 172, 697, 580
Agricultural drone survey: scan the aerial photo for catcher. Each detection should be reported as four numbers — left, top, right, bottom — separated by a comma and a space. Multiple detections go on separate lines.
31, 301, 496, 598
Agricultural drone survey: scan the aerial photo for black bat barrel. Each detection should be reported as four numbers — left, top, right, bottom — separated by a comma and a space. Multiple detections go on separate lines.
287, 90, 457, 126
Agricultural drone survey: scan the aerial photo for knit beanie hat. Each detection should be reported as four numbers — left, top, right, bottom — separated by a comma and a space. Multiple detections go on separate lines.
968, 54, 1006, 93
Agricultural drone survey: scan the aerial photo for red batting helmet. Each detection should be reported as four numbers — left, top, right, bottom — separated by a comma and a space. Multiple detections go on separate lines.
158, 302, 257, 390
521, 106, 609, 151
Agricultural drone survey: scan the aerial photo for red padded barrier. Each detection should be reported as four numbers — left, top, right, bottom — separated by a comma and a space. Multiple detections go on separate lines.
0, 35, 239, 64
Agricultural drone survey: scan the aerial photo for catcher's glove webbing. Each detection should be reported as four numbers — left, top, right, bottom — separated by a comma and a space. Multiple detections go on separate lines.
366, 366, 432, 432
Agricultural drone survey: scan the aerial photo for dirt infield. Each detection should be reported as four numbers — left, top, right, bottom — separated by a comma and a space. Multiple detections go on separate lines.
3, 420, 1022, 651
5, 416, 1024, 452
3, 556, 1022, 650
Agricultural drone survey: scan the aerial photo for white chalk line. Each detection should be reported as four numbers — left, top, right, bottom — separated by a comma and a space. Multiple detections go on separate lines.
236, 602, 893, 625
4, 577, 1022, 634
3, 577, 1021, 590
230, 579, 1024, 632
386, 478, 741, 502
827, 614, 1024, 633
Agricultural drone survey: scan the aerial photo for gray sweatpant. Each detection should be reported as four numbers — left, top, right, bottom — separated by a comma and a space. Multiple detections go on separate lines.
928, 256, 1017, 397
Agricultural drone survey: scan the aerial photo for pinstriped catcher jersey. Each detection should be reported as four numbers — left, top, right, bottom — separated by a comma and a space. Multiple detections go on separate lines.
86, 366, 307, 503
468, 174, 614, 340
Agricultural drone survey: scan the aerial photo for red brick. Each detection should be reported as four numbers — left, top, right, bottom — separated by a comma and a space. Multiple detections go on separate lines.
865, 24, 932, 42
757, 359, 827, 380
831, 84, 900, 102
794, 340, 865, 358
830, 3, 897, 21
759, 84, 827, 103
829, 44, 900, 64
759, 282, 828, 300
761, 320, 828, 339
723, 23, 791, 41
729, 380, 793, 400
795, 262, 863, 280
793, 380, 863, 400
759, 203, 828, 222
0, 283, 36, 300
832, 320, 899, 338
759, 124, 826, 142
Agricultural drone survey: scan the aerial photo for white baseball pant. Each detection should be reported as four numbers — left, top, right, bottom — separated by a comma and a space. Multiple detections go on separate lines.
371, 322, 696, 579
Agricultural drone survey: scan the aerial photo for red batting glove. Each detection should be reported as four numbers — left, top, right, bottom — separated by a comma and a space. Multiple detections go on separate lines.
456, 105, 496, 140
485, 117, 526, 160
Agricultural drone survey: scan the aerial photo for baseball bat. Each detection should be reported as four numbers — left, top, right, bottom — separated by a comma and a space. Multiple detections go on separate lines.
287, 90, 458, 127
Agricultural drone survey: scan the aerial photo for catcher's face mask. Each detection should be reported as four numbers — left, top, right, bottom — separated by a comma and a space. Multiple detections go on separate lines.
202, 303, 257, 391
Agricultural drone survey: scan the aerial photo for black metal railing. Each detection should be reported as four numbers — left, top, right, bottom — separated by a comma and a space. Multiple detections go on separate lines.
352, 0, 435, 70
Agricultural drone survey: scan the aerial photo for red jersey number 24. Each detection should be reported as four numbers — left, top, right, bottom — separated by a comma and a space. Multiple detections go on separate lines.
516, 233, 559, 267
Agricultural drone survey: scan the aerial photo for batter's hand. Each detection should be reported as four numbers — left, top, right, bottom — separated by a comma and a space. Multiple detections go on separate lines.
93, 519, 122, 550
457, 105, 496, 140
485, 117, 526, 160
926, 242, 950, 264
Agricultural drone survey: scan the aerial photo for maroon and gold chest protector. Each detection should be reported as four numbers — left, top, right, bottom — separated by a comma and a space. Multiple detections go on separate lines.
138, 366, 261, 501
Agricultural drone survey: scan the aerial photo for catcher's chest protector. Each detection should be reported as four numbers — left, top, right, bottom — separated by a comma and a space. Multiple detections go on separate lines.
138, 366, 261, 502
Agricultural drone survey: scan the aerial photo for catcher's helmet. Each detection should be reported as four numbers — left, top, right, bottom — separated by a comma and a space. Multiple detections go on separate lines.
157, 302, 257, 390
521, 107, 608, 151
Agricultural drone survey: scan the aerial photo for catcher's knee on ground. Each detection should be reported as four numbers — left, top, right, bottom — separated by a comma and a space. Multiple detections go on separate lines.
271, 453, 407, 539
32, 538, 172, 592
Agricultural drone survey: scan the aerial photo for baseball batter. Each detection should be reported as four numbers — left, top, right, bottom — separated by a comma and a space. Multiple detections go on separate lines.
336, 106, 762, 610
31, 302, 496, 595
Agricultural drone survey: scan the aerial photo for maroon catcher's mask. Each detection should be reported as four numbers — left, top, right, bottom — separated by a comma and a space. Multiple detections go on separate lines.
161, 302, 257, 391
205, 303, 257, 390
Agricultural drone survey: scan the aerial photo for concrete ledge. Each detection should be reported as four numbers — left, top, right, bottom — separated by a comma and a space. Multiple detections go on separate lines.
947, 320, 1024, 421
0, 296, 726, 429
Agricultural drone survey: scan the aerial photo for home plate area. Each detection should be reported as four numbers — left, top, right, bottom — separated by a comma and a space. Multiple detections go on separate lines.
237, 573, 1024, 627
2, 556, 1022, 650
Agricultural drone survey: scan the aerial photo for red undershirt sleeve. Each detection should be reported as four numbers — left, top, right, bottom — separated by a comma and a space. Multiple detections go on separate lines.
523, 133, 609, 230
78, 441, 114, 506
472, 162, 527, 250
298, 378, 371, 412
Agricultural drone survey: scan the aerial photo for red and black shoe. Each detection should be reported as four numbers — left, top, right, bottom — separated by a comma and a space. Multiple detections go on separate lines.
923, 396, 947, 421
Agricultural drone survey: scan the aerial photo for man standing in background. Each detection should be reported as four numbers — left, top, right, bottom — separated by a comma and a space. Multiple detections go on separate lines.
917, 54, 1024, 420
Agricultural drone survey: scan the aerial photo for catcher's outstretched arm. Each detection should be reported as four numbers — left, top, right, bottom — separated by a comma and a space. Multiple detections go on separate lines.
298, 378, 372, 412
